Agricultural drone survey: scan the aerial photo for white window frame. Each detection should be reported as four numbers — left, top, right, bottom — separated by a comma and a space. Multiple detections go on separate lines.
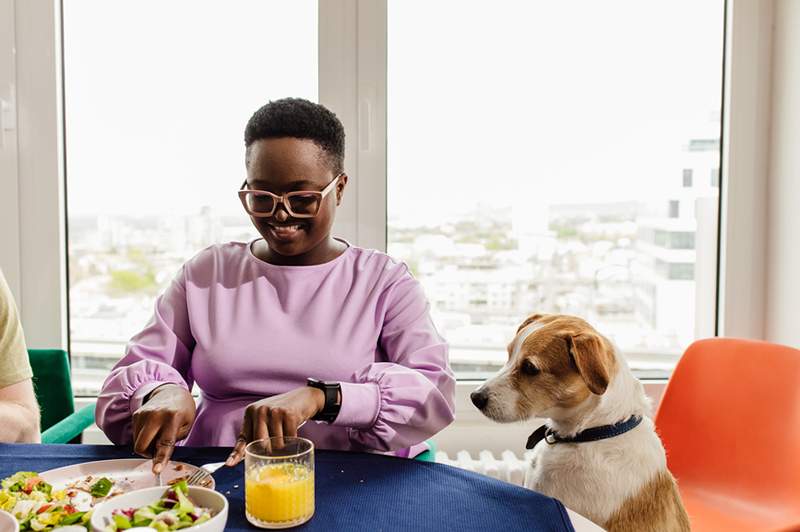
0, 0, 20, 298
0, 0, 774, 446
0, 0, 68, 351
716, 0, 773, 340
320, 0, 387, 252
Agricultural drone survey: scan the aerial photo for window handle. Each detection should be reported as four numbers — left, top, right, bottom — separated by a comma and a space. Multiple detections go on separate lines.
359, 91, 373, 152
0, 84, 17, 150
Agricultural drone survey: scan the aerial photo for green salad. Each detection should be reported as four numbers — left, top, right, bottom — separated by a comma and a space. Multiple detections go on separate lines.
103, 481, 213, 532
0, 471, 94, 531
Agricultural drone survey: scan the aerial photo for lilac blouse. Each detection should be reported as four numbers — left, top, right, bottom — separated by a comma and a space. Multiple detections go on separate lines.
96, 241, 456, 457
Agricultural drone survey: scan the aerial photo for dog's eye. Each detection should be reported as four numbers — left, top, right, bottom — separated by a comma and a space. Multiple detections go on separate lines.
521, 359, 540, 376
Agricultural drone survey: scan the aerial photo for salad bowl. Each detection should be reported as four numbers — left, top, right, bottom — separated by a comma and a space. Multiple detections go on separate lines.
90, 483, 227, 532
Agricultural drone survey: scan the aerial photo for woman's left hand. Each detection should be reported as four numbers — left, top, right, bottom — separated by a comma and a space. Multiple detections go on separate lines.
226, 386, 325, 466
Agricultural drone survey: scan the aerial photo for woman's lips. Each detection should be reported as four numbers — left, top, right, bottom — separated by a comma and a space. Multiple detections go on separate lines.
267, 223, 306, 241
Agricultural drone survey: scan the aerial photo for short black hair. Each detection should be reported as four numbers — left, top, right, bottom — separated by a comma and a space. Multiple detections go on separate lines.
244, 98, 345, 173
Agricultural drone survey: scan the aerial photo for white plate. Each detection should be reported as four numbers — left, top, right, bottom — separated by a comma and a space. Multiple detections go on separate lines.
39, 459, 214, 501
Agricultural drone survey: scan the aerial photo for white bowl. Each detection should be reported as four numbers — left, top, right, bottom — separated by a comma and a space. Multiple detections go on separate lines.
0, 509, 19, 532
90, 486, 228, 532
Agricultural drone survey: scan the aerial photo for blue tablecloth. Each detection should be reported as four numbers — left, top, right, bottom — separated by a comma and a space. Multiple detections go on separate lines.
0, 444, 574, 532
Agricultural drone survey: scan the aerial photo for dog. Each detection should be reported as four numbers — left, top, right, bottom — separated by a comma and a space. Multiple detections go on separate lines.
471, 313, 690, 532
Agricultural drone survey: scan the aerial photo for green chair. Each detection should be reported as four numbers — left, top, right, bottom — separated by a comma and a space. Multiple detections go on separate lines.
28, 349, 96, 444
414, 439, 437, 462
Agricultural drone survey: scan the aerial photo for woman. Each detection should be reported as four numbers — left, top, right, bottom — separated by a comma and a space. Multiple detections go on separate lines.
96, 98, 455, 472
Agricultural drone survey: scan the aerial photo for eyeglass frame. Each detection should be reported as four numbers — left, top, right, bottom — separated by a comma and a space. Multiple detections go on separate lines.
238, 173, 344, 218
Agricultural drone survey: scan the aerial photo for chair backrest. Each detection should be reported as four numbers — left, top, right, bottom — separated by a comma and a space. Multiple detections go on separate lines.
655, 338, 800, 508
27, 349, 76, 432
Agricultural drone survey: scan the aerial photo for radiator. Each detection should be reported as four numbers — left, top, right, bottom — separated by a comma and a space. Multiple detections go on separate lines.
435, 450, 533, 486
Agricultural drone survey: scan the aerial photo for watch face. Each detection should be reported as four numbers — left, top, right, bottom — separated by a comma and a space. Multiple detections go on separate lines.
309, 379, 335, 387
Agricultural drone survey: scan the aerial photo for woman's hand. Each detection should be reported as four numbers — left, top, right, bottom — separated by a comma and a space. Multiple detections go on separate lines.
131, 384, 196, 474
226, 386, 325, 466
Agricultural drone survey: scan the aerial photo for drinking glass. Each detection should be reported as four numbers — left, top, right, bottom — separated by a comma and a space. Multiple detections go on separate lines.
245, 437, 315, 529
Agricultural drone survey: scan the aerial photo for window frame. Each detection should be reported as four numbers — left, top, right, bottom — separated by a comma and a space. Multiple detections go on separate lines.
0, 0, 68, 351
1, 0, 773, 390
320, 0, 387, 252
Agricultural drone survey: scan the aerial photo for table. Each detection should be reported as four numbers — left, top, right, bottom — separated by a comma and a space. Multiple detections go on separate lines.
0, 444, 584, 531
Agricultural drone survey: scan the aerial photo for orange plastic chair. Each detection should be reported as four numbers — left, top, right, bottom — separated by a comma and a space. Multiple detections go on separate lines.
655, 338, 800, 531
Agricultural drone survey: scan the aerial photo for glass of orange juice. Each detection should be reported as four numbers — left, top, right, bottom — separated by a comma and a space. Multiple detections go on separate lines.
245, 437, 315, 529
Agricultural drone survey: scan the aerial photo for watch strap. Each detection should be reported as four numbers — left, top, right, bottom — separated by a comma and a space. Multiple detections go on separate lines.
307, 378, 341, 423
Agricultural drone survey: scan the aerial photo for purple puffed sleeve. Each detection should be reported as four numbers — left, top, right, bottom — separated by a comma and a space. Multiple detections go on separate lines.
333, 268, 456, 452
95, 267, 195, 444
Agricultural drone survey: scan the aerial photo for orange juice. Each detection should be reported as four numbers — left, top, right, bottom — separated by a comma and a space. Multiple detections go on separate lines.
246, 463, 314, 526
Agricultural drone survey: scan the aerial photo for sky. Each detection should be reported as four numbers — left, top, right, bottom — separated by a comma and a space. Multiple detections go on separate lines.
387, 0, 724, 224
63, 0, 724, 220
63, 0, 318, 216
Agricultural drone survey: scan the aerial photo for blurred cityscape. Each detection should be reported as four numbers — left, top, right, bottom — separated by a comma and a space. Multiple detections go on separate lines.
390, 135, 719, 380
68, 137, 720, 396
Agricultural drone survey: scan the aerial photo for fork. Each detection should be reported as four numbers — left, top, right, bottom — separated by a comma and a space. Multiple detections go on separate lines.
186, 423, 309, 486
185, 467, 216, 487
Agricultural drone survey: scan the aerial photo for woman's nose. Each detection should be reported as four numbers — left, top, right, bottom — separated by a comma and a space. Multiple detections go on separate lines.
273, 206, 289, 222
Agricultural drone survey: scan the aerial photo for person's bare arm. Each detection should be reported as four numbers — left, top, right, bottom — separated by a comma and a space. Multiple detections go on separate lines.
0, 378, 40, 443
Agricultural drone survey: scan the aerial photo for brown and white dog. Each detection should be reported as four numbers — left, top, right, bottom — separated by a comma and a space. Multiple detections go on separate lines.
471, 313, 689, 532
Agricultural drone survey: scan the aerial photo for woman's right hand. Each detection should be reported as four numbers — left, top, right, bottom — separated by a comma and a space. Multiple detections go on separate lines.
131, 384, 196, 474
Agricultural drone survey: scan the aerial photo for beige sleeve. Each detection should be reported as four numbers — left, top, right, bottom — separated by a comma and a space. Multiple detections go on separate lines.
0, 270, 32, 388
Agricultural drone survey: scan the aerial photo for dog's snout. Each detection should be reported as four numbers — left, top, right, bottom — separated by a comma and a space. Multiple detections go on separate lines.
471, 389, 489, 410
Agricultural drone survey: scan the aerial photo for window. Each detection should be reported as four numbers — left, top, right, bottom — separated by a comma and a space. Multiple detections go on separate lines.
689, 138, 720, 151
62, 1, 725, 390
655, 260, 695, 281
387, 0, 724, 379
64, 0, 318, 396
643, 229, 695, 250
669, 231, 696, 250
682, 169, 693, 187
669, 200, 681, 219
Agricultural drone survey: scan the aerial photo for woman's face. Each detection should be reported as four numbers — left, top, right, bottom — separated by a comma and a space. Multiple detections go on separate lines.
245, 137, 346, 258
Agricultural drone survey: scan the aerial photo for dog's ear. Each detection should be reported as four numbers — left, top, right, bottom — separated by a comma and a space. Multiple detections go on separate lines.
567, 332, 616, 395
517, 313, 544, 333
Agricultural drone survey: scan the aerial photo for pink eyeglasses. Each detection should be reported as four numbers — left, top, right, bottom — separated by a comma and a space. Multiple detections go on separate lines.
238, 174, 343, 218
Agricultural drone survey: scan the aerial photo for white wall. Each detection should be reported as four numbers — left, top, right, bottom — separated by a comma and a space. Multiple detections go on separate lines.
765, 0, 800, 348
431, 382, 666, 456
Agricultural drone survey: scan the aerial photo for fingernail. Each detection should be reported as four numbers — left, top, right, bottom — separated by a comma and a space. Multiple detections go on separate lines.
153, 463, 162, 474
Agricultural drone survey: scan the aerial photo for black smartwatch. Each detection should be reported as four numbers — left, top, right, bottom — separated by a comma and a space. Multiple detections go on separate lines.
307, 378, 342, 423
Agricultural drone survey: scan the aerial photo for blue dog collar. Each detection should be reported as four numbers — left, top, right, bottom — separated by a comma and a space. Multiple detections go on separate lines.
526, 415, 644, 450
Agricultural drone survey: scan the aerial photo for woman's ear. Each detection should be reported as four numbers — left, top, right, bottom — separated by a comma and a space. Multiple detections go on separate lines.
336, 174, 348, 205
